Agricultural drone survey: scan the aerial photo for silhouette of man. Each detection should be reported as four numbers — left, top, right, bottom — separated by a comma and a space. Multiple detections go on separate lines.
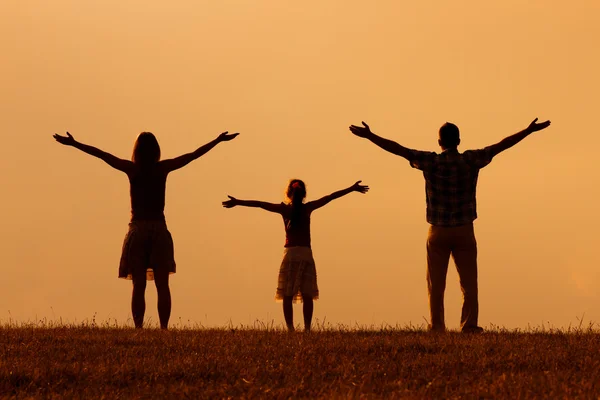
349, 118, 551, 333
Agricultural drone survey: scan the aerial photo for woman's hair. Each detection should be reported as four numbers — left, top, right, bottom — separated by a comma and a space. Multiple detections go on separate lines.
285, 179, 307, 230
132, 132, 161, 166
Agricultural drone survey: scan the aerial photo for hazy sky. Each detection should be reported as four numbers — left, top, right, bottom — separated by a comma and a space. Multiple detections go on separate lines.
1, 1, 599, 329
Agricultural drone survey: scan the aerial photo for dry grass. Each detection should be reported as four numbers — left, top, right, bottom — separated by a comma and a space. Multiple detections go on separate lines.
1, 322, 599, 399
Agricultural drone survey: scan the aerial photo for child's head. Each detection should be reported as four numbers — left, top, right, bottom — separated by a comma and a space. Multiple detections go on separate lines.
132, 132, 161, 166
285, 179, 306, 205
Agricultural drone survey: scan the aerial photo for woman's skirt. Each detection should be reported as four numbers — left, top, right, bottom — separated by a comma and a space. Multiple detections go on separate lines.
275, 246, 319, 303
119, 220, 176, 281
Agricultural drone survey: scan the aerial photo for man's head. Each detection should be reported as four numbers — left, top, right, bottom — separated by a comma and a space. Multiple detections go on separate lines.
438, 122, 460, 150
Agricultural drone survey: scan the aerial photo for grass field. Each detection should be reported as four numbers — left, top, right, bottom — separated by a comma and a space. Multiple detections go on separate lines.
1, 323, 599, 399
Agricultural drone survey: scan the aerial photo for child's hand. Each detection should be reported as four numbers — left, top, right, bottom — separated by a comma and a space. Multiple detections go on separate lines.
53, 131, 76, 146
351, 180, 369, 194
222, 195, 239, 208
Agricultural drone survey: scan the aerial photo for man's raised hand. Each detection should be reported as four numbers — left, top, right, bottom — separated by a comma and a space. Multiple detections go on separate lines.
351, 180, 369, 194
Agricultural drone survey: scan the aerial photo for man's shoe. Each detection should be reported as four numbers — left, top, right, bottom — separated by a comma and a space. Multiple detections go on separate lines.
428, 324, 447, 333
461, 326, 484, 334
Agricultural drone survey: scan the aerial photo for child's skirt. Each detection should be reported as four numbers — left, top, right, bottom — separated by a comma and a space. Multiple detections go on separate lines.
119, 220, 176, 281
275, 246, 319, 303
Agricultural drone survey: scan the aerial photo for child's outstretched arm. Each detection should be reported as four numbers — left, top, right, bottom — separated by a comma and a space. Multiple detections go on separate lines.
161, 131, 239, 173
222, 196, 284, 214
306, 181, 369, 211
53, 132, 133, 173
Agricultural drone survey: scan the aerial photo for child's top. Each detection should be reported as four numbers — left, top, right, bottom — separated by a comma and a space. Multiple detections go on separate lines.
281, 204, 311, 248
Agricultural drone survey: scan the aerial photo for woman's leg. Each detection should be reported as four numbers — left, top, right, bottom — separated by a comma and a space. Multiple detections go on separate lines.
132, 271, 147, 328
302, 293, 314, 332
283, 296, 294, 331
154, 269, 171, 329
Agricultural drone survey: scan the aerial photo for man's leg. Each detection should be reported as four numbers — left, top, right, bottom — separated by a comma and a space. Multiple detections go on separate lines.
452, 224, 480, 332
426, 225, 451, 331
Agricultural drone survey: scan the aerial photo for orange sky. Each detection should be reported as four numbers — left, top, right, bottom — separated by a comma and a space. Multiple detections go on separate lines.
1, 1, 599, 329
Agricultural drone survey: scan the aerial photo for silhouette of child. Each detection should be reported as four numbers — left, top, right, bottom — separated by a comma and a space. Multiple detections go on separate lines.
222, 179, 369, 331
54, 130, 239, 329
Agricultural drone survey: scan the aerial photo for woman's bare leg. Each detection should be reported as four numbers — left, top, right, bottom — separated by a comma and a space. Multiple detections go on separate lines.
154, 269, 171, 329
302, 293, 314, 332
283, 296, 294, 331
132, 272, 147, 329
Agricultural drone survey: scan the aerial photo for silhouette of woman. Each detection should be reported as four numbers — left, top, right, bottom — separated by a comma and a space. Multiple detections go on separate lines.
53, 130, 239, 329
222, 179, 369, 331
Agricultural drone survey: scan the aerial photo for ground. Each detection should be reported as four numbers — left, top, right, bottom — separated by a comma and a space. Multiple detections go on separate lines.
1, 324, 599, 398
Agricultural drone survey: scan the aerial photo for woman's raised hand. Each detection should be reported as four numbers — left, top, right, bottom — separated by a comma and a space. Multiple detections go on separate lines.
218, 131, 240, 142
526, 118, 551, 133
349, 121, 373, 138
351, 180, 369, 194
222, 195, 240, 208
53, 131, 76, 146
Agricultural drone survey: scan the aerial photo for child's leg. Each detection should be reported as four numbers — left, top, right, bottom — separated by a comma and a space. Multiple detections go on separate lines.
132, 271, 147, 328
301, 293, 314, 332
154, 268, 171, 330
283, 296, 294, 331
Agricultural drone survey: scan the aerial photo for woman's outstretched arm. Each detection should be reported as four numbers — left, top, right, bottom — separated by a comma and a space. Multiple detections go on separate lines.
161, 131, 239, 173
222, 196, 284, 214
306, 181, 369, 211
53, 132, 133, 173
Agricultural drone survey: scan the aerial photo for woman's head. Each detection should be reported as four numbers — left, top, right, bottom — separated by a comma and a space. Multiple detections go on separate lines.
285, 179, 306, 205
132, 132, 161, 165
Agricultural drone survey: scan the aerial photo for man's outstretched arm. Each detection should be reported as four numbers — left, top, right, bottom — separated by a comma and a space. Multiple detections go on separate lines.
489, 118, 551, 158
349, 121, 414, 160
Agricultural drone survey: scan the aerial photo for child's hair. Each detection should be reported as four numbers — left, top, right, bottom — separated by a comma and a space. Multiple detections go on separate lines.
132, 132, 161, 166
285, 179, 307, 229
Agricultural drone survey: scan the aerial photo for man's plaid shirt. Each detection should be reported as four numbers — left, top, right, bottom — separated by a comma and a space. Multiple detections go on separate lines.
408, 147, 494, 227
